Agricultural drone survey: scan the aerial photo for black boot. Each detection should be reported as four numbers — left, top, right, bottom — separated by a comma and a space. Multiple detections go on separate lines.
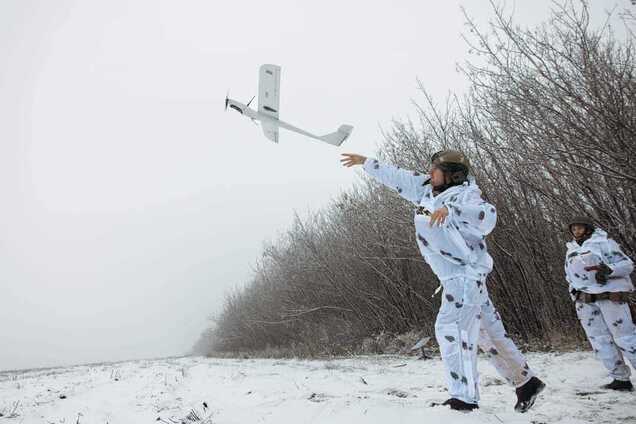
435, 398, 479, 411
514, 376, 546, 413
601, 379, 634, 391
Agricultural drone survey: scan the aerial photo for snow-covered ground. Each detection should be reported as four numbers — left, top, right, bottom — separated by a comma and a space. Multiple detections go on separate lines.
0, 351, 634, 424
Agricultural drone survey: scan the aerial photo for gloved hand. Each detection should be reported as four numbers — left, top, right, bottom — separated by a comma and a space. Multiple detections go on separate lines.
585, 263, 613, 285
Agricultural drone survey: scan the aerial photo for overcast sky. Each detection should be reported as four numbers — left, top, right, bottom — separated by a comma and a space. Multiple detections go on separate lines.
0, 0, 628, 371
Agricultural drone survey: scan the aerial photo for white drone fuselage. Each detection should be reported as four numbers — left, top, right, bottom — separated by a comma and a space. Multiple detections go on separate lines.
225, 64, 353, 146
225, 98, 351, 146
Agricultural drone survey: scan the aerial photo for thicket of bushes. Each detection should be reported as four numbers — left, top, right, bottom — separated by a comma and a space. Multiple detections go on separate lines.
193, 2, 636, 357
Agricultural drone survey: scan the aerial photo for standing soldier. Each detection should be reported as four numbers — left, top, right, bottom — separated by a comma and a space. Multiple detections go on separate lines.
565, 216, 636, 391
341, 151, 545, 412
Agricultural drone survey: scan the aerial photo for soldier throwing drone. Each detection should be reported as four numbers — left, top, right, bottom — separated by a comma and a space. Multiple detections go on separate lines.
341, 151, 546, 412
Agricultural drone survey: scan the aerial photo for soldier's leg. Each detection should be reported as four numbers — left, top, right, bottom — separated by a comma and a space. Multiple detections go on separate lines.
435, 277, 482, 404
478, 297, 534, 387
597, 299, 636, 373
575, 300, 630, 381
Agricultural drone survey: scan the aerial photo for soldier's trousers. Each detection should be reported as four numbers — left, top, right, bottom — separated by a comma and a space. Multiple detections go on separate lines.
435, 276, 534, 404
575, 299, 636, 381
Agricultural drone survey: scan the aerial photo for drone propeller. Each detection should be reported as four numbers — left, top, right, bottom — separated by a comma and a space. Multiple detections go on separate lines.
246, 95, 255, 108
224, 91, 230, 111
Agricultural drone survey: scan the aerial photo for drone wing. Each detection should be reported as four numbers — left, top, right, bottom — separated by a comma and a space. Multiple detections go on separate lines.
258, 64, 281, 120
261, 121, 279, 143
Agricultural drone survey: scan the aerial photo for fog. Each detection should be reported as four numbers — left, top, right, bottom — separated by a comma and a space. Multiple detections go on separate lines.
0, 0, 624, 371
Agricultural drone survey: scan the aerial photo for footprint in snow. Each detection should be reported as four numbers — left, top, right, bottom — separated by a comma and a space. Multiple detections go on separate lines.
387, 389, 414, 398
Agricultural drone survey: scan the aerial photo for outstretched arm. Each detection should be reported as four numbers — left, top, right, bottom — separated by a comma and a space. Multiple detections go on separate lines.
341, 153, 430, 205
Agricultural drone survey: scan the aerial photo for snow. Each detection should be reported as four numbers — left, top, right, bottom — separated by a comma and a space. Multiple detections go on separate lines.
1, 352, 634, 423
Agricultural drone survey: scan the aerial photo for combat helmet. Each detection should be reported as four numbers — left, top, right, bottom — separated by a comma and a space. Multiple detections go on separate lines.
567, 215, 595, 234
431, 150, 470, 187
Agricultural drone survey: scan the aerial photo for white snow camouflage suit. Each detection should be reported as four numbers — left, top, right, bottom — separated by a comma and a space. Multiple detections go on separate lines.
565, 229, 636, 381
363, 158, 534, 404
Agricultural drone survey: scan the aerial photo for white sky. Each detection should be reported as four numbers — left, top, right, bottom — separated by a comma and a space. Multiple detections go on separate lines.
0, 0, 627, 371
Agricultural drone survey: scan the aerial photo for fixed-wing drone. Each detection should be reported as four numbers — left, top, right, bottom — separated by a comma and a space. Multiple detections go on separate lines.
225, 64, 353, 146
